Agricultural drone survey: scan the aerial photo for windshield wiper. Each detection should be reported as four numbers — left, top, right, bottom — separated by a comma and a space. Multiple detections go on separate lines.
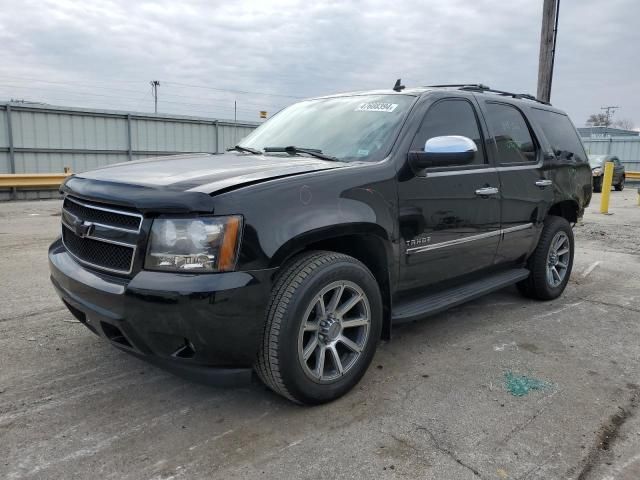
263, 146, 339, 162
227, 145, 262, 155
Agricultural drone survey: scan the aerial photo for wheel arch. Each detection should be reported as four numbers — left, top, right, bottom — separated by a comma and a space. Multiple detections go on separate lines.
271, 224, 395, 340
547, 199, 580, 224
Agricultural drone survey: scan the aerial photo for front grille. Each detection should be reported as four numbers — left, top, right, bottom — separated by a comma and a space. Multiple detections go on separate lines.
61, 196, 142, 275
63, 197, 142, 231
62, 225, 134, 273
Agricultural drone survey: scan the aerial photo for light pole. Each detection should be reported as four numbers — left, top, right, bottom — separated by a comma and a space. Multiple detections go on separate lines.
150, 80, 160, 113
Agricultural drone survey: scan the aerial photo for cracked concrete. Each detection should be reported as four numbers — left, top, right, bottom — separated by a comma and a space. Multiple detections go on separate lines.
413, 424, 483, 478
574, 386, 640, 480
1, 187, 639, 479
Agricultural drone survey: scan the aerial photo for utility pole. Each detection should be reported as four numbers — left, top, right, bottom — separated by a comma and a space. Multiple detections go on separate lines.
600, 106, 619, 127
150, 80, 160, 113
537, 0, 560, 103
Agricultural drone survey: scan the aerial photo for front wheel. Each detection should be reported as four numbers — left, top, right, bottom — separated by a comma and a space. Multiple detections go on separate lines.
517, 216, 574, 300
255, 251, 382, 404
593, 177, 602, 193
615, 176, 625, 191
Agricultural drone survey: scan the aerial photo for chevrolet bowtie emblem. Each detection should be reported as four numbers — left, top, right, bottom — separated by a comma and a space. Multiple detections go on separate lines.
72, 218, 94, 238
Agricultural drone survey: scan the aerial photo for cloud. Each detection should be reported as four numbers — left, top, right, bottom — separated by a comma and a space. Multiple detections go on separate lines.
0, 0, 638, 127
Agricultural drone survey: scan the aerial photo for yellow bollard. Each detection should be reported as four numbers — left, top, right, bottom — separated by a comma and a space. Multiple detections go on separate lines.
599, 161, 615, 214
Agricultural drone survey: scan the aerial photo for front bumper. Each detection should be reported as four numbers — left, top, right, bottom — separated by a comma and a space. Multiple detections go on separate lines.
48, 238, 276, 386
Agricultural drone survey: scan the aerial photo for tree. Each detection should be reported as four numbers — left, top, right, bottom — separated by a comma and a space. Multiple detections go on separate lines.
586, 113, 609, 127
612, 118, 635, 130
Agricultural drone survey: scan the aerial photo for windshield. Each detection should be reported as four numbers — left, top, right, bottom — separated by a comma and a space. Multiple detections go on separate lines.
238, 94, 416, 162
588, 155, 606, 167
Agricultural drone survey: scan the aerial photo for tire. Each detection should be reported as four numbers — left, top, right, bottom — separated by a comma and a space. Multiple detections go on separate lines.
255, 251, 382, 405
615, 176, 625, 191
517, 216, 574, 300
592, 177, 602, 193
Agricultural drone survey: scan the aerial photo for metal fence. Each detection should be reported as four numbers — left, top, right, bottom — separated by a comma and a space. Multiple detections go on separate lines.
0, 102, 259, 200
582, 136, 640, 172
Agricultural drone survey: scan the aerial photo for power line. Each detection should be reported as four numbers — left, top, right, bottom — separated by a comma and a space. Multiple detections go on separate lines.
0, 82, 151, 102
0, 76, 291, 110
601, 106, 619, 127
0, 75, 151, 95
0, 74, 306, 100
0, 85, 273, 120
161, 80, 304, 99
0, 82, 286, 112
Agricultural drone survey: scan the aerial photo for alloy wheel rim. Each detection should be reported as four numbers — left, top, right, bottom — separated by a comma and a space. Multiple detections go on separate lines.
297, 280, 370, 383
546, 231, 570, 288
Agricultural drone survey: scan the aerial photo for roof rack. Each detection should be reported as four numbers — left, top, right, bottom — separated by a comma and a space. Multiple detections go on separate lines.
426, 83, 490, 89
458, 85, 551, 105
425, 84, 550, 105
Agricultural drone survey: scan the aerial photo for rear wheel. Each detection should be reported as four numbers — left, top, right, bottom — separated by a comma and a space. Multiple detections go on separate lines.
255, 251, 382, 404
517, 216, 574, 300
615, 176, 625, 191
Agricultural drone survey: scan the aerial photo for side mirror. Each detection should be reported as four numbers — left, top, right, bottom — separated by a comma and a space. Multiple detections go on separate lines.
408, 135, 477, 169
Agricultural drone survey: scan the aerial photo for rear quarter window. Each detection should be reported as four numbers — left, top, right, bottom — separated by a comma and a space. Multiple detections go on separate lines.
530, 109, 587, 162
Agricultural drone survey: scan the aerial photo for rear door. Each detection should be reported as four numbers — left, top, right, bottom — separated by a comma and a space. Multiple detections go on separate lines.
398, 96, 501, 292
528, 107, 591, 209
478, 101, 553, 265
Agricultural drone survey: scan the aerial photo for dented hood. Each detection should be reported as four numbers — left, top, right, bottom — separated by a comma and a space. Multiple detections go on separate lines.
75, 152, 344, 193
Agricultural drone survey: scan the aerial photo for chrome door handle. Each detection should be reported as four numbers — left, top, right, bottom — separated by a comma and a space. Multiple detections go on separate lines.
475, 187, 499, 197
535, 179, 553, 187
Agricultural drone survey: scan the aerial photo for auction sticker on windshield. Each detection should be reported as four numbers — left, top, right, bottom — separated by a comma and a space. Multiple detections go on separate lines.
355, 102, 398, 113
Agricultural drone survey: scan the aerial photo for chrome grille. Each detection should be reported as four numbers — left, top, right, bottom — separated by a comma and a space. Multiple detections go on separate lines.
62, 225, 134, 272
61, 196, 143, 275
63, 196, 142, 232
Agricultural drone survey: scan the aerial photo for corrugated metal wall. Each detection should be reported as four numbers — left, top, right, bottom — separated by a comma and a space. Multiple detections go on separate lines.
582, 136, 640, 171
0, 103, 258, 200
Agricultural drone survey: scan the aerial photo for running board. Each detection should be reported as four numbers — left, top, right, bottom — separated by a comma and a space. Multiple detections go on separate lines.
391, 268, 530, 324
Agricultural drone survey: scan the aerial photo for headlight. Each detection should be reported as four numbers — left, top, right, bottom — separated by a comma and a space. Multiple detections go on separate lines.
145, 216, 242, 272
592, 167, 603, 176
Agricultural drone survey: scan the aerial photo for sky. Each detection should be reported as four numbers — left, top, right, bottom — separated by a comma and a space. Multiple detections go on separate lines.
0, 0, 638, 127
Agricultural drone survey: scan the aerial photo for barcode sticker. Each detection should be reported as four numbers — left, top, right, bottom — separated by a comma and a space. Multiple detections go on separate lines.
355, 102, 398, 113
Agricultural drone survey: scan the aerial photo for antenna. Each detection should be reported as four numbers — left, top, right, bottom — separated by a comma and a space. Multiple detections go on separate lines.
393, 79, 405, 92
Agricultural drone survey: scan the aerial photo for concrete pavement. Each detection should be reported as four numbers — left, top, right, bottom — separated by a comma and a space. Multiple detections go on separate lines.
1, 188, 639, 479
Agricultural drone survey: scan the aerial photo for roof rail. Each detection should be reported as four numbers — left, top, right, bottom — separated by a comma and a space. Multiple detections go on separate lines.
425, 84, 550, 105
459, 85, 550, 105
426, 83, 490, 89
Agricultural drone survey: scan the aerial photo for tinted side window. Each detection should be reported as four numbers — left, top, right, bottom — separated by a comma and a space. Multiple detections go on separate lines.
412, 99, 486, 165
485, 103, 536, 164
530, 108, 587, 162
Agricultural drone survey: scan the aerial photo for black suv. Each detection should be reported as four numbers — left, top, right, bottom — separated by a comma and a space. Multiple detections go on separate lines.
49, 83, 592, 404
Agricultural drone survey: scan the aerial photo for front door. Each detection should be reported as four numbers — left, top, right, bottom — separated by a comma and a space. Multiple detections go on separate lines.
398, 97, 501, 292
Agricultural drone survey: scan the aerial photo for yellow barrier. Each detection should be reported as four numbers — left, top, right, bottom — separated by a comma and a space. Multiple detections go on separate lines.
600, 162, 614, 214
627, 171, 640, 180
0, 173, 72, 188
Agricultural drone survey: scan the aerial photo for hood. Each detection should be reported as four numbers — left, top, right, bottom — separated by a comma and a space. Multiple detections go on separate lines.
75, 152, 345, 193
